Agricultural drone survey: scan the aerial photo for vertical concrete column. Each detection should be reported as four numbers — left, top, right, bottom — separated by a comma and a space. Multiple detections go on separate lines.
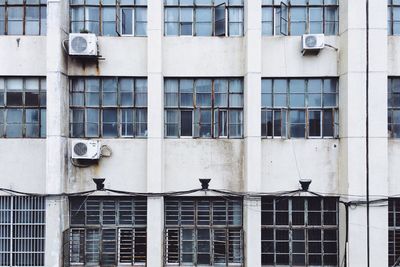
243, 1, 262, 266
45, 0, 69, 266
147, 0, 164, 266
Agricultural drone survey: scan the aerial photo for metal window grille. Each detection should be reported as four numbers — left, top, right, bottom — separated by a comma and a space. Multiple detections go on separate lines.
261, 197, 339, 266
64, 197, 147, 266
0, 196, 45, 267
69, 77, 148, 138
0, 0, 47, 35
261, 0, 338, 36
163, 0, 244, 37
164, 197, 243, 265
164, 78, 244, 139
261, 78, 339, 139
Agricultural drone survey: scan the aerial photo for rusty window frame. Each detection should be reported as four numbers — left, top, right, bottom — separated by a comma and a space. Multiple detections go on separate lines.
261, 78, 338, 139
261, 0, 338, 36
261, 197, 339, 267
69, 77, 148, 138
0, 0, 47, 35
164, 78, 244, 139
164, 197, 243, 265
0, 77, 46, 138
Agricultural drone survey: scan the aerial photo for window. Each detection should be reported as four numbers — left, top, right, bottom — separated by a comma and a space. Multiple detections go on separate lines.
389, 198, 400, 266
388, 78, 400, 138
164, 197, 243, 265
0, 77, 46, 138
63, 197, 147, 266
261, 78, 338, 138
70, 77, 147, 138
70, 0, 147, 36
0, 0, 46, 35
388, 0, 400, 35
261, 197, 339, 266
0, 196, 45, 266
164, 0, 243, 36
262, 0, 338, 36
164, 78, 243, 138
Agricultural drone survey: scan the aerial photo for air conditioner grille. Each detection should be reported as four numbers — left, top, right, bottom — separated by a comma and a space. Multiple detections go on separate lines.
71, 36, 88, 53
74, 142, 88, 156
305, 35, 317, 47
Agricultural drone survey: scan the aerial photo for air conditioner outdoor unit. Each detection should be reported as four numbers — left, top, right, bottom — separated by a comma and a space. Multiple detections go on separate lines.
302, 34, 325, 55
71, 140, 101, 160
69, 33, 98, 57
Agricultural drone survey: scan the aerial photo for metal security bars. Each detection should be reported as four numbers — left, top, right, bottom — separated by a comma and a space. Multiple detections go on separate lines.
164, 78, 243, 138
261, 0, 338, 36
261, 197, 339, 266
164, 0, 243, 36
261, 78, 338, 139
70, 0, 147, 36
70, 77, 148, 138
389, 198, 400, 266
0, 0, 47, 35
164, 197, 243, 265
388, 78, 400, 138
0, 77, 46, 138
0, 196, 45, 266
64, 197, 147, 266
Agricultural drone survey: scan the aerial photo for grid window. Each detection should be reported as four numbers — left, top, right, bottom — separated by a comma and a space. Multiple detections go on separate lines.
0, 0, 46, 35
262, 0, 338, 36
70, 0, 147, 36
261, 78, 338, 139
0, 196, 45, 266
389, 198, 400, 266
164, 197, 243, 265
388, 78, 400, 138
69, 77, 147, 138
164, 0, 243, 36
64, 197, 147, 266
164, 78, 243, 138
261, 197, 339, 266
0, 77, 46, 138
388, 0, 400, 35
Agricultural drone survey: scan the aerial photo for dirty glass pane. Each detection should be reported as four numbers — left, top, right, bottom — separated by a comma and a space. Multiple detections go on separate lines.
7, 7, 23, 35
102, 7, 116, 36
103, 109, 118, 137
121, 8, 133, 35
6, 109, 23, 137
121, 109, 134, 137
195, 79, 212, 107
181, 110, 192, 136
86, 109, 99, 137
195, 8, 212, 36
25, 109, 40, 137
103, 78, 118, 106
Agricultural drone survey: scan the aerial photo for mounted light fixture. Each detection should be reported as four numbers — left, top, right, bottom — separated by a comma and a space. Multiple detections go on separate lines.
199, 178, 211, 190
93, 178, 105, 191
299, 179, 312, 191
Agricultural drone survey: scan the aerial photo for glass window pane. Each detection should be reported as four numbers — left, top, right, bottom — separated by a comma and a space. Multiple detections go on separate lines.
103, 78, 118, 106
86, 109, 99, 137
165, 110, 179, 137
103, 109, 118, 137
6, 109, 23, 137
195, 79, 212, 107
181, 110, 192, 136
309, 111, 321, 137
121, 109, 133, 136
136, 109, 147, 136
121, 8, 133, 35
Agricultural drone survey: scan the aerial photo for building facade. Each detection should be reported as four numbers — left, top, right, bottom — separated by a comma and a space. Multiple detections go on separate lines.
0, 0, 396, 266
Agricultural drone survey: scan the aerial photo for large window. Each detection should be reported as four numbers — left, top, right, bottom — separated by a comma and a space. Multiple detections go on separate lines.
164, 197, 243, 265
70, 77, 147, 138
261, 78, 338, 138
389, 0, 400, 35
0, 196, 45, 266
262, 0, 338, 36
70, 0, 147, 36
164, 0, 243, 36
389, 198, 400, 266
0, 77, 46, 138
165, 78, 243, 138
261, 197, 339, 266
0, 0, 46, 35
63, 197, 147, 266
388, 78, 400, 138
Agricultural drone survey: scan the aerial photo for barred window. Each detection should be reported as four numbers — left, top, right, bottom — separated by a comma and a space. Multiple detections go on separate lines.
63, 197, 147, 266
70, 0, 147, 36
0, 0, 46, 35
70, 77, 147, 138
165, 78, 243, 138
164, 197, 243, 265
261, 78, 338, 139
388, 78, 400, 138
262, 0, 338, 36
388, 0, 400, 35
0, 196, 45, 266
261, 197, 338, 266
0, 77, 46, 138
164, 0, 243, 36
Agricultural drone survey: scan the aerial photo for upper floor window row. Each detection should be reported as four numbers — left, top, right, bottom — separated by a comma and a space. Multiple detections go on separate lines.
389, 0, 400, 35
164, 0, 243, 36
0, 0, 46, 35
70, 0, 147, 36
262, 0, 338, 36
0, 77, 46, 138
